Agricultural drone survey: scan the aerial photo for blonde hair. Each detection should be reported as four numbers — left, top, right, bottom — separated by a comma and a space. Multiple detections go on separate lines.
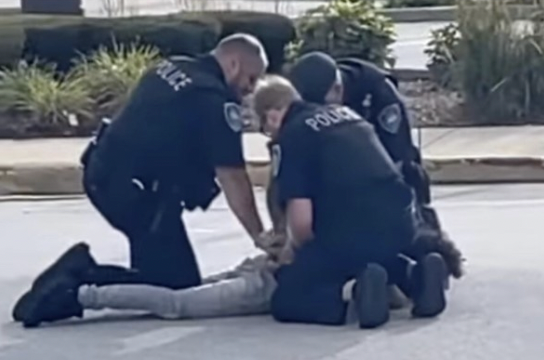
252, 75, 300, 127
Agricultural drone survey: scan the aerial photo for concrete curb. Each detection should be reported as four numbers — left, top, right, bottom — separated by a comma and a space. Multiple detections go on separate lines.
424, 157, 544, 184
377, 5, 540, 23
392, 68, 432, 81
378, 6, 457, 23
0, 164, 82, 195
2, 157, 544, 195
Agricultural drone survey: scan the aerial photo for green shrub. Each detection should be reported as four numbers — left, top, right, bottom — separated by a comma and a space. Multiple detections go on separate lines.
453, 0, 544, 122
0, 61, 93, 128
424, 23, 461, 87
291, 0, 396, 68
72, 42, 161, 118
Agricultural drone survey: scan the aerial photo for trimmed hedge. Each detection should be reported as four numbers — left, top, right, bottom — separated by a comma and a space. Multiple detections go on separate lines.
0, 14, 83, 69
20, 11, 296, 73
22, 14, 220, 73
22, 0, 83, 15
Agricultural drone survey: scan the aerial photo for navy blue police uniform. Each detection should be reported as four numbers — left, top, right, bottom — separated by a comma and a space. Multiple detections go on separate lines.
269, 101, 418, 325
81, 55, 246, 289
337, 58, 431, 205
288, 54, 431, 205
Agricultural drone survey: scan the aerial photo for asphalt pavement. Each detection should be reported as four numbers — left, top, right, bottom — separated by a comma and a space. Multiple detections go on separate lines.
1, 184, 544, 359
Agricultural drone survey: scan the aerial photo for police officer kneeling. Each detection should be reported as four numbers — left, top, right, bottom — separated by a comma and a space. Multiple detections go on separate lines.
12, 33, 276, 328
287, 52, 432, 206
79, 33, 271, 288
253, 75, 447, 328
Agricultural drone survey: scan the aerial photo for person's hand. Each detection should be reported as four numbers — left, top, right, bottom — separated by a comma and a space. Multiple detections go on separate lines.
264, 242, 295, 271
253, 229, 287, 256
276, 241, 295, 266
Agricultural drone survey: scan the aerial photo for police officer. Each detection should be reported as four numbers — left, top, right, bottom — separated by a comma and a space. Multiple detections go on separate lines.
252, 75, 447, 328
287, 51, 432, 205
13, 34, 277, 328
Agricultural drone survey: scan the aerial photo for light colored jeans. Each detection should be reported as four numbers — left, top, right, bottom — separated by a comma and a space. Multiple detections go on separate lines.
78, 255, 277, 319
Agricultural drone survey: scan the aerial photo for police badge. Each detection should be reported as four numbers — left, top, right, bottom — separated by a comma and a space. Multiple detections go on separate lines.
271, 144, 282, 177
223, 102, 244, 132
377, 103, 402, 134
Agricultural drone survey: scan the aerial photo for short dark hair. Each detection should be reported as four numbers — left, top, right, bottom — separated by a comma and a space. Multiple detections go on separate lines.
287, 51, 339, 103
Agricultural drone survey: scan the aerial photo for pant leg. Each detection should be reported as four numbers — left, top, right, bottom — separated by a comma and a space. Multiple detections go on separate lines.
84, 164, 201, 290
78, 268, 276, 319
128, 201, 202, 289
201, 255, 271, 284
382, 254, 413, 297
271, 205, 419, 326
350, 204, 418, 293
271, 241, 350, 326
88, 207, 202, 290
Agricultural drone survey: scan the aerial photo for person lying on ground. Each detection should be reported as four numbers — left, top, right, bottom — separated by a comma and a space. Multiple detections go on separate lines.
12, 234, 426, 329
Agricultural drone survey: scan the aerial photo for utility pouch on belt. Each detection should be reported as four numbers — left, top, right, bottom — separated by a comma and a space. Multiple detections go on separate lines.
80, 118, 111, 167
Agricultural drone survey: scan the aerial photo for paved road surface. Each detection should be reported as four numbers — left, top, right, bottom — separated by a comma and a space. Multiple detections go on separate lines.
2, 184, 544, 359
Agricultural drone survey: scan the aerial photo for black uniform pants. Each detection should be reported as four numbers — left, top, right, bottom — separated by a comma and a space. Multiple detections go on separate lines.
82, 158, 201, 290
271, 207, 417, 326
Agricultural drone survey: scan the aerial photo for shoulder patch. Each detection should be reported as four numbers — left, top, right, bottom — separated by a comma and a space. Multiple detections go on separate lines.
223, 102, 244, 132
377, 103, 402, 134
271, 144, 282, 177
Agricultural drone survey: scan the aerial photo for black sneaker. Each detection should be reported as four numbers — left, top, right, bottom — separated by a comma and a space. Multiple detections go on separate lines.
12, 242, 95, 322
411, 253, 447, 318
353, 263, 390, 329
33, 243, 96, 289
21, 274, 83, 329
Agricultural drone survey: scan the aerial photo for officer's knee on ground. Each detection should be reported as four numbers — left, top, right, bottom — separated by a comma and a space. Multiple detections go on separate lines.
270, 286, 343, 325
270, 285, 294, 322
270, 277, 312, 323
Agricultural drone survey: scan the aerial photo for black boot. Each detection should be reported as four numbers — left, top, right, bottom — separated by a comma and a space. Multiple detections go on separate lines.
411, 253, 447, 318
353, 263, 390, 329
12, 242, 95, 322
21, 274, 83, 329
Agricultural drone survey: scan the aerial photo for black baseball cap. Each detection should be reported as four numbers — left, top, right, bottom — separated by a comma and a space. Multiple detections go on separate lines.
287, 51, 338, 104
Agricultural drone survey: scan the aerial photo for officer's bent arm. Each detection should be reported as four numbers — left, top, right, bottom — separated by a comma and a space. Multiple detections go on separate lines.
265, 141, 287, 233
216, 167, 263, 239
371, 78, 417, 164
198, 92, 264, 241
276, 127, 316, 247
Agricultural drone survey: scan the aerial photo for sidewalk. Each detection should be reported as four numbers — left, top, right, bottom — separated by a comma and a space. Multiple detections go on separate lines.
2, 126, 544, 195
